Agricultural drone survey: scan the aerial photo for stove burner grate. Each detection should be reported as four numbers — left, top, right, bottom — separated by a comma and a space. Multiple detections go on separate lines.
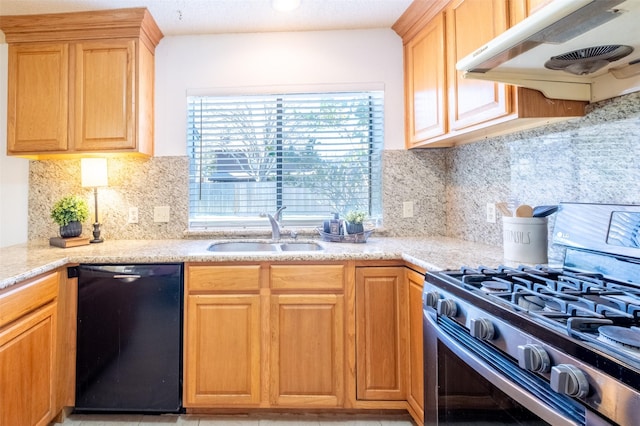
598, 326, 640, 352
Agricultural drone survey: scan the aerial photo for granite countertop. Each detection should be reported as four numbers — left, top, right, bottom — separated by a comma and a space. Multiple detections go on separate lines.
0, 236, 507, 290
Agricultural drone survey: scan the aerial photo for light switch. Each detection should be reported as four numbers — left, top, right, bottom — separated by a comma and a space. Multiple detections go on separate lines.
486, 203, 496, 223
403, 201, 414, 218
154, 206, 170, 223
128, 207, 139, 224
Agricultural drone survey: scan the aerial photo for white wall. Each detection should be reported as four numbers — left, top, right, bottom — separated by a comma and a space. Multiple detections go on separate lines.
0, 43, 29, 248
154, 28, 405, 156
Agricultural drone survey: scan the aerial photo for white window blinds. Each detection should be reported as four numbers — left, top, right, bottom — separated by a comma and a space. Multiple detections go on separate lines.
187, 91, 383, 228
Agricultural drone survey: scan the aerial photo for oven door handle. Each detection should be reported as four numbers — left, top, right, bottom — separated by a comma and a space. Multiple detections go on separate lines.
427, 313, 580, 426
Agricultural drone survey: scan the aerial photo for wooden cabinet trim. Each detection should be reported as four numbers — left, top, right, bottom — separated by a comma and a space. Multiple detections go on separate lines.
0, 8, 163, 51
392, 0, 450, 41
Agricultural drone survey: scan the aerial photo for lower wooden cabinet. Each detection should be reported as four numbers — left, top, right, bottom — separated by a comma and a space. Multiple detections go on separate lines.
270, 294, 344, 407
184, 262, 347, 409
406, 268, 425, 424
184, 261, 424, 420
184, 265, 262, 407
184, 294, 261, 406
355, 266, 408, 401
0, 271, 59, 426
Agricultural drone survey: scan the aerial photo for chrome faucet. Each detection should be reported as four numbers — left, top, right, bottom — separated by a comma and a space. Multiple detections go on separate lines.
262, 206, 289, 241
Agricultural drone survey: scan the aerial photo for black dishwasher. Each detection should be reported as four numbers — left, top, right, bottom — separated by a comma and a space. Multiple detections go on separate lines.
75, 264, 183, 413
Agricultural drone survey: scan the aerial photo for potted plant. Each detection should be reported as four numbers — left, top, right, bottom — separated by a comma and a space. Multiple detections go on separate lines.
51, 195, 89, 238
344, 210, 367, 234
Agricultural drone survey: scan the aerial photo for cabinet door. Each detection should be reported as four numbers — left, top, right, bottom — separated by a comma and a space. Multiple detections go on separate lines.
184, 294, 261, 406
0, 304, 57, 426
74, 40, 135, 151
355, 267, 407, 400
447, 0, 510, 131
270, 294, 344, 407
406, 269, 425, 424
405, 12, 447, 146
6, 43, 69, 154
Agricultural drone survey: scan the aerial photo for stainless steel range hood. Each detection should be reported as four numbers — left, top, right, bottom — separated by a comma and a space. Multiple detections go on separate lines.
456, 0, 640, 102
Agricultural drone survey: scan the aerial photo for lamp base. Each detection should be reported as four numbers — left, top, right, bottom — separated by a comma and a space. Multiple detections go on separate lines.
90, 222, 104, 244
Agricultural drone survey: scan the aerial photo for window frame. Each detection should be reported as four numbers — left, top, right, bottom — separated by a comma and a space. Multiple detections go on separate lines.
187, 84, 384, 230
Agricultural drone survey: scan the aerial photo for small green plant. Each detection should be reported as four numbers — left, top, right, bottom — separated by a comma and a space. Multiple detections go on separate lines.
345, 210, 367, 224
51, 195, 89, 227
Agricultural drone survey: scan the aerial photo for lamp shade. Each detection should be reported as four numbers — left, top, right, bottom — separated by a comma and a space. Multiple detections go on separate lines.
81, 158, 108, 188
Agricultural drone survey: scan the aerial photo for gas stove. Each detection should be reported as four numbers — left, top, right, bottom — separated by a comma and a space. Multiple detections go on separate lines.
424, 203, 640, 425
439, 264, 640, 366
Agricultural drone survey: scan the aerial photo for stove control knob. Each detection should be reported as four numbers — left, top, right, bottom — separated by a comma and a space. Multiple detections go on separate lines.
437, 299, 457, 317
424, 291, 440, 309
550, 364, 589, 399
470, 318, 495, 340
517, 344, 550, 373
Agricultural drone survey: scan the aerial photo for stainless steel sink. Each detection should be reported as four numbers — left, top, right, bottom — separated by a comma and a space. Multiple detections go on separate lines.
207, 241, 278, 252
207, 241, 323, 253
278, 242, 323, 251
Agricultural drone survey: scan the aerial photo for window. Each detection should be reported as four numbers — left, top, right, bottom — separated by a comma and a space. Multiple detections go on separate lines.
187, 90, 383, 228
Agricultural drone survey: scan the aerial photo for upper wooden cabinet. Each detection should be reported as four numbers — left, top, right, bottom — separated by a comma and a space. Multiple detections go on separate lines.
6, 43, 70, 154
446, 0, 510, 132
394, 0, 586, 148
0, 8, 163, 158
405, 13, 447, 145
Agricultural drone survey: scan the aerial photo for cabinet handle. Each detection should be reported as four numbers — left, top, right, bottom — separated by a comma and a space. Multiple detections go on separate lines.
113, 274, 141, 282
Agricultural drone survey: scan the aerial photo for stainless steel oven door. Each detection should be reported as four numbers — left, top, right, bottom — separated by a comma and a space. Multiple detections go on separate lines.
423, 308, 609, 426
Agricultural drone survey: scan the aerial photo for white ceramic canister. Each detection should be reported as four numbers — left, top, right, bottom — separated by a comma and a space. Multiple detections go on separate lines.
502, 217, 548, 264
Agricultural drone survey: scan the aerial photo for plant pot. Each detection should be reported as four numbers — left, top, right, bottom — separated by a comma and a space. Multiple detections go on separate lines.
346, 222, 364, 234
60, 221, 82, 238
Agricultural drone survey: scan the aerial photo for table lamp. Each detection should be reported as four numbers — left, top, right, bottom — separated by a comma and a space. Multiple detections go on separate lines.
81, 158, 108, 243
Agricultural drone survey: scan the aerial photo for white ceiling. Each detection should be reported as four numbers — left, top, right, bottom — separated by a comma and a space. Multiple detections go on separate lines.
0, 0, 413, 36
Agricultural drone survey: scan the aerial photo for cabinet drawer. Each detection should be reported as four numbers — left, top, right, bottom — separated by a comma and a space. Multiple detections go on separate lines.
187, 265, 261, 292
270, 264, 344, 291
0, 272, 59, 329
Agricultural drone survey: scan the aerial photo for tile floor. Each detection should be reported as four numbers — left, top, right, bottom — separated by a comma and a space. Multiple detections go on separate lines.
59, 413, 415, 426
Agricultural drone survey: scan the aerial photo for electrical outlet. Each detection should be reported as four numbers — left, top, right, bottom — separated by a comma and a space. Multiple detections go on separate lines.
154, 206, 170, 223
403, 201, 414, 218
128, 207, 139, 224
486, 202, 496, 223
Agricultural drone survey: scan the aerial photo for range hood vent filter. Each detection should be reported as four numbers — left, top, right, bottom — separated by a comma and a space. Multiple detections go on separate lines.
545, 45, 633, 75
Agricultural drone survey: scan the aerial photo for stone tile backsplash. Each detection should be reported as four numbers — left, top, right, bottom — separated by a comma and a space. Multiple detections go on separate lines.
28, 92, 639, 254
29, 157, 189, 241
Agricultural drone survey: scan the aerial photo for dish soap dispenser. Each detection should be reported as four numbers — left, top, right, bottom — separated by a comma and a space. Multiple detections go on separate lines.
329, 213, 342, 235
